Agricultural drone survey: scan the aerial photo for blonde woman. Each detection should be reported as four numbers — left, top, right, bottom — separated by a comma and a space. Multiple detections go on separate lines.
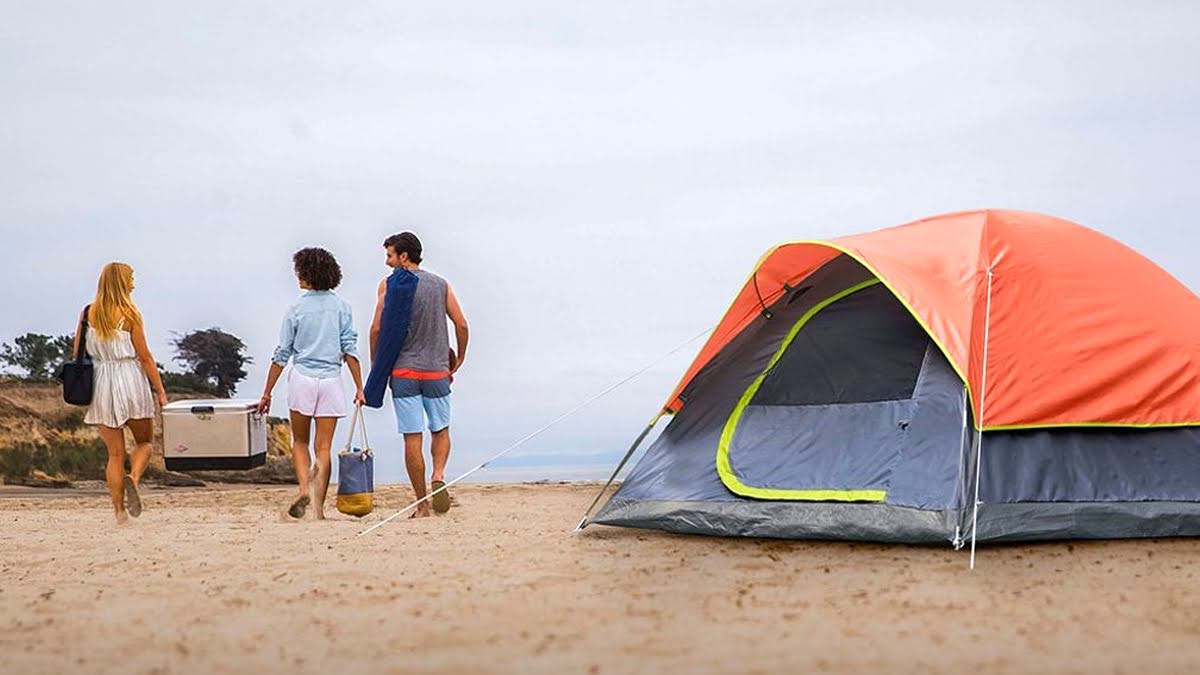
75, 262, 168, 524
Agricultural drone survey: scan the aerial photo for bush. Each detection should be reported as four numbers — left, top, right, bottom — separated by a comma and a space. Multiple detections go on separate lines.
51, 408, 88, 431
0, 437, 108, 480
0, 442, 38, 478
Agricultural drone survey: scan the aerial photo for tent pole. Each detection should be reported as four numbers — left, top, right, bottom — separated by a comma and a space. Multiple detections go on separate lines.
952, 384, 969, 549
969, 269, 995, 569
575, 413, 663, 531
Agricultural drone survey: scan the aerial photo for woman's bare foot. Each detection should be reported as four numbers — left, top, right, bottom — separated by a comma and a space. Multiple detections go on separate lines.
115, 510, 129, 526
123, 476, 142, 518
287, 493, 310, 519
306, 472, 321, 519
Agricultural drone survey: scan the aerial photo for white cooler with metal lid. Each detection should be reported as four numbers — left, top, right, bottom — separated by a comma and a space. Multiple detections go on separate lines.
163, 399, 268, 471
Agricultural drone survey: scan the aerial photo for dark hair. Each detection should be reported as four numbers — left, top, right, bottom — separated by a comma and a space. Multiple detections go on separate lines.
292, 247, 342, 291
383, 232, 422, 264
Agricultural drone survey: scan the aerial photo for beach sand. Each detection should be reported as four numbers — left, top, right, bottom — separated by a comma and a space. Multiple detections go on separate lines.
2, 482, 1199, 674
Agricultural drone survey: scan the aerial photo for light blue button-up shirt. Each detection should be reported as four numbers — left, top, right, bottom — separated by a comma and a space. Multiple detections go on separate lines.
271, 291, 359, 379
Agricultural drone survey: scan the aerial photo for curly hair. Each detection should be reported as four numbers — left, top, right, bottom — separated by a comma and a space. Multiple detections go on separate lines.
292, 247, 342, 291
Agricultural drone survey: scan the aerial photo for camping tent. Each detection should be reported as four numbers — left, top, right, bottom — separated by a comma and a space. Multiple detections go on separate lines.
586, 210, 1200, 544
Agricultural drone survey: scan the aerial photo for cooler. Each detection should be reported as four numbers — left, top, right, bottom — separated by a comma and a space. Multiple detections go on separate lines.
163, 399, 268, 471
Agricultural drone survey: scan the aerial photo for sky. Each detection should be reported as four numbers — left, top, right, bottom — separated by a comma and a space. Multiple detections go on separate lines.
3, 2, 1199, 483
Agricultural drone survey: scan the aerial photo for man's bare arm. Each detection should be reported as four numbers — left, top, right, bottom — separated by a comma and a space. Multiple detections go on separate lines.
446, 284, 469, 374
369, 277, 386, 361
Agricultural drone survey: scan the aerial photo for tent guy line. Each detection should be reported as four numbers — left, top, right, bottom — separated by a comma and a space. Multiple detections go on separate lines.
356, 325, 715, 537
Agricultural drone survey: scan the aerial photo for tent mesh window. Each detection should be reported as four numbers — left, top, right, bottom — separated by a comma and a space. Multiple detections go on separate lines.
752, 284, 929, 406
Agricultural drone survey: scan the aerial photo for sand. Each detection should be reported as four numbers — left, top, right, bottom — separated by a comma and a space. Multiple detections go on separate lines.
2, 482, 1199, 674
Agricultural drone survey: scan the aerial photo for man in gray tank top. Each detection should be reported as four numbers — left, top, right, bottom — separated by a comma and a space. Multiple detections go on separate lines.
370, 232, 469, 518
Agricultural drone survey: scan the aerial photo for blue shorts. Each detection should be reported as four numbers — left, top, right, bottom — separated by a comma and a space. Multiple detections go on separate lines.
390, 377, 451, 434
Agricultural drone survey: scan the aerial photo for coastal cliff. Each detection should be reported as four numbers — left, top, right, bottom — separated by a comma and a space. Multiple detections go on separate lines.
0, 380, 294, 487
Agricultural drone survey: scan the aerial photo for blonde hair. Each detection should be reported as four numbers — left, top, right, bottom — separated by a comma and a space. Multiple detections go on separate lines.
88, 262, 141, 339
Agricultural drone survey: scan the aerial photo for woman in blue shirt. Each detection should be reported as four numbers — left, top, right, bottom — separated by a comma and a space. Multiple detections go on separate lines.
257, 248, 365, 519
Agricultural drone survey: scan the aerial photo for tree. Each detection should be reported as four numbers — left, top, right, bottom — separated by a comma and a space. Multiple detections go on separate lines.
171, 328, 252, 398
156, 362, 221, 396
54, 334, 75, 360
0, 333, 75, 381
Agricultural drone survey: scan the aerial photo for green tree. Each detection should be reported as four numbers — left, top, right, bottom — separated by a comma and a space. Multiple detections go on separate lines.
171, 328, 252, 398
0, 333, 75, 380
54, 334, 75, 360
157, 362, 221, 396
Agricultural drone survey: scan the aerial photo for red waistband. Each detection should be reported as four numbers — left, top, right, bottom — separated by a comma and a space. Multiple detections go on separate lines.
391, 368, 450, 380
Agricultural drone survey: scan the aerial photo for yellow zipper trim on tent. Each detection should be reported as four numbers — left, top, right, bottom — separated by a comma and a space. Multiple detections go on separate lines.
716, 278, 888, 502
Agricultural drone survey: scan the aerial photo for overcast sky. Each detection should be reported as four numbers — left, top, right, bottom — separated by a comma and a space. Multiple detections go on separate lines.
3, 2, 1199, 482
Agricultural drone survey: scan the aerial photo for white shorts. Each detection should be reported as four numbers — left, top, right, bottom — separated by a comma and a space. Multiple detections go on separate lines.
287, 370, 347, 418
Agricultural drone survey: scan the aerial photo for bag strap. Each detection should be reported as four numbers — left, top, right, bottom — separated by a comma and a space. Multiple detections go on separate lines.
343, 404, 361, 452
357, 404, 370, 450
343, 404, 371, 453
74, 305, 91, 362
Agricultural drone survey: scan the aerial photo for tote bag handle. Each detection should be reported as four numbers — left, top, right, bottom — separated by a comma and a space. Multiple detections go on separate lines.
343, 403, 371, 454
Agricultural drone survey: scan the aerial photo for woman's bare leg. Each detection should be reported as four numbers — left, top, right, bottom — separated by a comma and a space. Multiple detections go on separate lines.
288, 410, 313, 496
286, 410, 314, 518
311, 417, 338, 519
125, 418, 155, 487
97, 425, 128, 524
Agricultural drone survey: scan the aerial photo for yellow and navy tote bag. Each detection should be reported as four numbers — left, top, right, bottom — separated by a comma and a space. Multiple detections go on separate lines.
337, 404, 374, 517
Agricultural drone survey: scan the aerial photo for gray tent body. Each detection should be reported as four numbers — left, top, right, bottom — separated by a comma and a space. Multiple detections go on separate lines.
592, 255, 1200, 543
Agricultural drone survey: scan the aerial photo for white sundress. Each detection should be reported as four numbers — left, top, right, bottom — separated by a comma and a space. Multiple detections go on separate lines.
84, 320, 156, 428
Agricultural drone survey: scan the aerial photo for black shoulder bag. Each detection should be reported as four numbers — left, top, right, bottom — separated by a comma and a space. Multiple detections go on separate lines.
58, 305, 94, 406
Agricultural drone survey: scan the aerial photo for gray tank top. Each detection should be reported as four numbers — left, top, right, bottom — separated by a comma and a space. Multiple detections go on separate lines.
393, 269, 450, 372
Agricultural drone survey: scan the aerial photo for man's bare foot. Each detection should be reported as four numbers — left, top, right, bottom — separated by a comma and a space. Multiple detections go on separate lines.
410, 504, 433, 519
430, 480, 450, 514
115, 510, 129, 526
313, 511, 326, 520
